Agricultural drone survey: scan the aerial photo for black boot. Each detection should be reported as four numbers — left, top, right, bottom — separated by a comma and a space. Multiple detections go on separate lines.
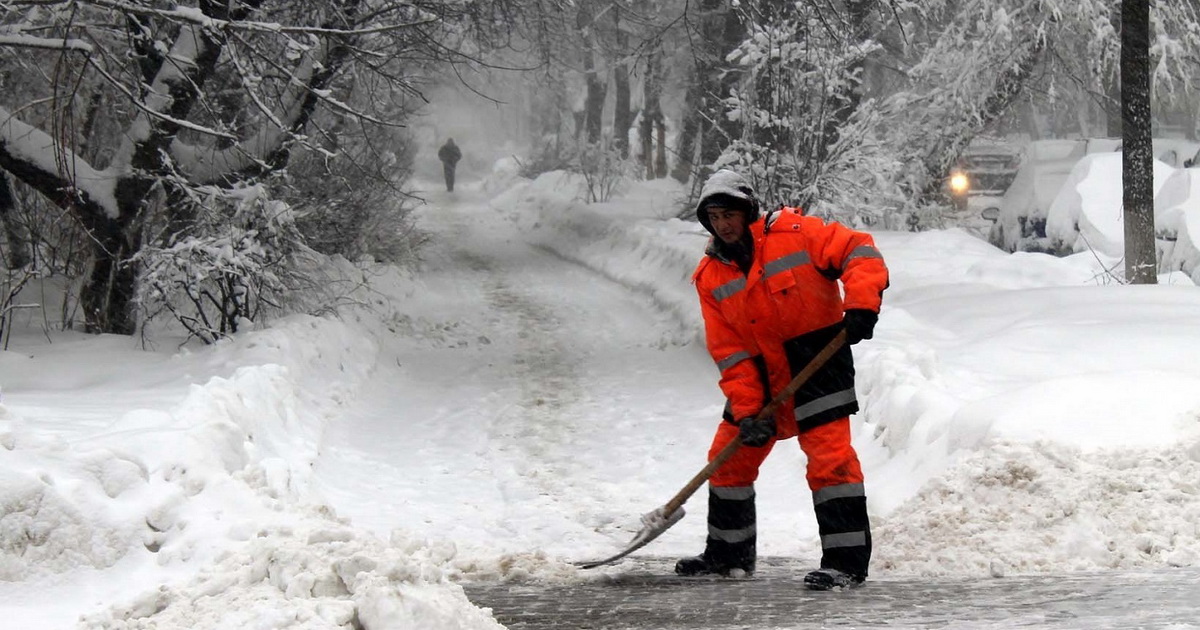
803, 567, 864, 590
812, 481, 872, 583
674, 553, 721, 576
674, 486, 757, 576
673, 547, 755, 576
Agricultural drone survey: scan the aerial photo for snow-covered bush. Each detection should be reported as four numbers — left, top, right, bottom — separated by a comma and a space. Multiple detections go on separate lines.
136, 186, 305, 343
285, 137, 424, 266
573, 144, 632, 203
0, 264, 36, 349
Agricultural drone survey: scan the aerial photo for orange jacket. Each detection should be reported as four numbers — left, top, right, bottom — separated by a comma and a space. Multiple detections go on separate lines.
692, 207, 889, 438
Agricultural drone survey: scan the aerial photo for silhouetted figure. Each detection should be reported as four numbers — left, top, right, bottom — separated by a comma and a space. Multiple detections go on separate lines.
438, 138, 462, 192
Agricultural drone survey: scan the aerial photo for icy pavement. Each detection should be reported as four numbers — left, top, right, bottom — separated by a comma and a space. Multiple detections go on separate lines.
463, 557, 1200, 629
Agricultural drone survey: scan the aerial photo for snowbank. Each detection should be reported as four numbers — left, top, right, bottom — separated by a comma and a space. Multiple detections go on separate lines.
491, 171, 706, 341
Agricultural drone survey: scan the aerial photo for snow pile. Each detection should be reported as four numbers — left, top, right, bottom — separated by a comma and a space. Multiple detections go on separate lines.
0, 440, 136, 579
497, 171, 714, 340
79, 526, 509, 630
876, 439, 1200, 576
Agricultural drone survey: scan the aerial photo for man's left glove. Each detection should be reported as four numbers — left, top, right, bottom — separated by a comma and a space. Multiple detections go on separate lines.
738, 415, 775, 447
843, 309, 878, 345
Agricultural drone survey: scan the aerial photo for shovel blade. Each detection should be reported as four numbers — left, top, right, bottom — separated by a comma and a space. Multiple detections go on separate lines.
574, 506, 686, 569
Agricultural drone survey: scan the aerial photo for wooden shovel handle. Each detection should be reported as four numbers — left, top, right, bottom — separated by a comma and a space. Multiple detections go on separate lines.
661, 330, 849, 516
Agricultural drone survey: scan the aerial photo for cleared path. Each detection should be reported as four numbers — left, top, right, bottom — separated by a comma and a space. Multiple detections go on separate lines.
465, 558, 1200, 629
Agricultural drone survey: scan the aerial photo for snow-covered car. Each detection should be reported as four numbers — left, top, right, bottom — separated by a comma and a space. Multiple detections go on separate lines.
1153, 156, 1200, 283
941, 139, 1022, 235
1043, 151, 1174, 258
988, 138, 1120, 253
956, 139, 1023, 198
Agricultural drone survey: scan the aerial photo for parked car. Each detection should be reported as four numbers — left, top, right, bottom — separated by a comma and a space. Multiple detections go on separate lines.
987, 138, 1121, 253
1182, 144, 1200, 169
1154, 153, 1200, 283
942, 139, 1023, 234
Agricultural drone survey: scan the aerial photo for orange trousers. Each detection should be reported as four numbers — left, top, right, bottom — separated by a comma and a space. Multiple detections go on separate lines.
707, 417, 863, 491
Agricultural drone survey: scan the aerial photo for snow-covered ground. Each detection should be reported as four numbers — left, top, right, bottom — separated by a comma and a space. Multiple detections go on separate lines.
2, 164, 1200, 629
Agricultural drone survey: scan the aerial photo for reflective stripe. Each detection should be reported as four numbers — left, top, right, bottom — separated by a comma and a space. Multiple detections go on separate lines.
813, 483, 865, 506
842, 245, 882, 266
794, 388, 856, 422
716, 351, 752, 373
822, 531, 867, 549
764, 251, 811, 278
709, 523, 757, 543
712, 277, 746, 302
711, 485, 755, 501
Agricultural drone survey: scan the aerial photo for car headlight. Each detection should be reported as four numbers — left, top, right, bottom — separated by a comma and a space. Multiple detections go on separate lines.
949, 172, 970, 195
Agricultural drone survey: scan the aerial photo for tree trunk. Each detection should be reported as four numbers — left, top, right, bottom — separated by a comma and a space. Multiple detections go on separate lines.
79, 216, 142, 334
1121, 0, 1156, 284
655, 118, 668, 178
578, 0, 607, 145
1104, 70, 1123, 137
697, 0, 743, 172
0, 174, 29, 269
670, 84, 703, 182
640, 43, 665, 178
612, 5, 632, 158
1105, 8, 1124, 138
818, 0, 875, 163
671, 0, 741, 183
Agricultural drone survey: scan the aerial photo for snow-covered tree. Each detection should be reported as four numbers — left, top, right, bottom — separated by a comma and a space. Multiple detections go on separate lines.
0, 0, 491, 335
710, 0, 1200, 233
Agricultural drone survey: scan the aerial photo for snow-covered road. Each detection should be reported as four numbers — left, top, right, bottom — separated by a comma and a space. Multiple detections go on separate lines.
312, 186, 735, 563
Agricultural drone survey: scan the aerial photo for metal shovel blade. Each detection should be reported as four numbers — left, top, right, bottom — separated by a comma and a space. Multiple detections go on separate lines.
574, 506, 686, 569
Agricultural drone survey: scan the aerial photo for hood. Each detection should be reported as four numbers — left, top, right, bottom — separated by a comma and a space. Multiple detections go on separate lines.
695, 169, 760, 234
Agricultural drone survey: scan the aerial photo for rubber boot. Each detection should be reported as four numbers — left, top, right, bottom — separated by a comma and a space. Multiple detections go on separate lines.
812, 481, 871, 585
803, 567, 863, 591
674, 486, 756, 576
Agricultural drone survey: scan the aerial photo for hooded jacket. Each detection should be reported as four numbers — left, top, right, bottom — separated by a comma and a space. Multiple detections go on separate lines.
692, 204, 888, 438
438, 140, 462, 165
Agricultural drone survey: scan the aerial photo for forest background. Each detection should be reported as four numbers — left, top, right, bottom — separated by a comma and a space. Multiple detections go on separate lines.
1, 0, 1199, 345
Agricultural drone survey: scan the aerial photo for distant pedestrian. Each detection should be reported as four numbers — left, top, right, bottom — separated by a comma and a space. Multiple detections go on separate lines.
438, 138, 462, 192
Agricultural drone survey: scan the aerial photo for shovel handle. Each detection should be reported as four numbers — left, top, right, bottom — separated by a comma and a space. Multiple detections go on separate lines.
662, 330, 848, 516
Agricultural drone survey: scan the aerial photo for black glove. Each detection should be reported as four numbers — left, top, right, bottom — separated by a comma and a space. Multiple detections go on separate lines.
843, 309, 878, 345
738, 415, 775, 447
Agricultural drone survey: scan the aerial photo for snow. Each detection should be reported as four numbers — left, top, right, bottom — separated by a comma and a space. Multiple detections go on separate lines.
999, 142, 1200, 285
1156, 166, 1200, 284
1045, 151, 1174, 257
3, 164, 1200, 628
0, 105, 121, 218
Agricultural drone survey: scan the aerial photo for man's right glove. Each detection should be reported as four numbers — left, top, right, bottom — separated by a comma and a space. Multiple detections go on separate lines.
738, 415, 775, 447
843, 309, 879, 345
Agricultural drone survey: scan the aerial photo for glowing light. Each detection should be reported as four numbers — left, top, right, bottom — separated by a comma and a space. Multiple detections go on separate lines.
949, 172, 969, 194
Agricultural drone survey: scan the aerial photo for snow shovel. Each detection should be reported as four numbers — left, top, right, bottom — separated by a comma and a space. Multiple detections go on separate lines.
575, 330, 848, 569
